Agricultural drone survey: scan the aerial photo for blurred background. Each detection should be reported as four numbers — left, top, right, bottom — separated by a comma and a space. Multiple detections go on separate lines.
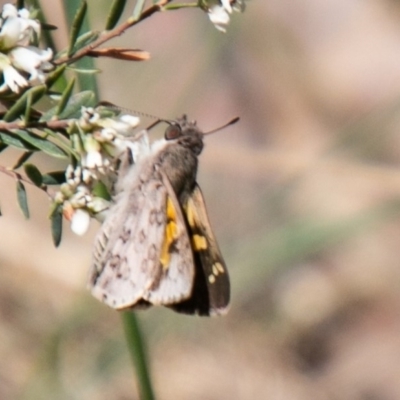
2, 0, 400, 398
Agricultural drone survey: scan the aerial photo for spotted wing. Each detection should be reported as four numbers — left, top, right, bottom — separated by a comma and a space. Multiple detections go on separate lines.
88, 169, 194, 309
141, 171, 195, 306
169, 184, 230, 316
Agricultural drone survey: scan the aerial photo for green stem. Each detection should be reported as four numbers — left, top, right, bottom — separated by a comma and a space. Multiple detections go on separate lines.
121, 312, 155, 400
164, 3, 198, 10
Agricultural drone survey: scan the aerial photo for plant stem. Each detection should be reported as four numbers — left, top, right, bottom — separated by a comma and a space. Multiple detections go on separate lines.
121, 312, 155, 400
164, 3, 198, 10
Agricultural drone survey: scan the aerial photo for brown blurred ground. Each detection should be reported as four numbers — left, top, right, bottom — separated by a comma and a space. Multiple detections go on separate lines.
2, 0, 400, 399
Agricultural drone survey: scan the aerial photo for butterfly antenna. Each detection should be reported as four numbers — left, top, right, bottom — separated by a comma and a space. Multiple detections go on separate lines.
204, 117, 240, 135
97, 101, 162, 121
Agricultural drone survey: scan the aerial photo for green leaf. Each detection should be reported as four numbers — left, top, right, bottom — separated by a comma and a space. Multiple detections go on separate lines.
39, 107, 56, 123
28, 0, 59, 55
3, 85, 47, 122
42, 171, 66, 185
70, 31, 100, 55
67, 1, 88, 57
105, 0, 128, 30
50, 204, 63, 247
68, 67, 101, 74
56, 77, 76, 117
45, 64, 67, 89
24, 163, 43, 187
57, 91, 96, 119
92, 180, 111, 201
132, 0, 146, 21
62, 1, 99, 99
16, 181, 29, 219
14, 130, 68, 158
24, 90, 33, 124
0, 132, 36, 150
0, 143, 8, 153
41, 23, 58, 31
12, 151, 34, 170
40, 90, 95, 123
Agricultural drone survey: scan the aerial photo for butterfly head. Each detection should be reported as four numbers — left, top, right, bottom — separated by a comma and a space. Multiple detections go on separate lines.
164, 115, 204, 156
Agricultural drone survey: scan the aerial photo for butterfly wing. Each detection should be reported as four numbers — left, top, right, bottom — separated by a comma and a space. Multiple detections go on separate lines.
169, 184, 230, 316
89, 174, 165, 309
88, 166, 194, 309
141, 171, 195, 305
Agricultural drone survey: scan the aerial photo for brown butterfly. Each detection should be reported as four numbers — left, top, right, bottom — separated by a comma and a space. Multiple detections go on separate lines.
88, 115, 238, 316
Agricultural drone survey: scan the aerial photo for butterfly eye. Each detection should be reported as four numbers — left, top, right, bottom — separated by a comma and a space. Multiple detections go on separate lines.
165, 124, 182, 140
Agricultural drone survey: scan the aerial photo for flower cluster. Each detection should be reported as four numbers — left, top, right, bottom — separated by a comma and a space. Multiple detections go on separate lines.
0, 3, 53, 93
206, 0, 246, 33
56, 165, 109, 236
55, 107, 141, 235
77, 107, 141, 170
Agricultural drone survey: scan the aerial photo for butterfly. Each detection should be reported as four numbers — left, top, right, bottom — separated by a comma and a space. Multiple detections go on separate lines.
88, 115, 238, 316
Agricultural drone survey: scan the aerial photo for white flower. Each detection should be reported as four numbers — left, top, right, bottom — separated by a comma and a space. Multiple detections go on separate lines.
79, 107, 100, 129
82, 136, 105, 169
69, 186, 91, 208
208, 5, 232, 33
9, 46, 53, 82
84, 149, 104, 169
54, 191, 65, 203
81, 168, 94, 184
206, 0, 246, 32
87, 197, 109, 214
118, 114, 141, 129
99, 114, 140, 135
0, 4, 40, 49
1, 4, 18, 19
65, 165, 79, 186
70, 208, 91, 236
221, 0, 233, 13
98, 127, 116, 142
0, 52, 27, 92
232, 0, 246, 12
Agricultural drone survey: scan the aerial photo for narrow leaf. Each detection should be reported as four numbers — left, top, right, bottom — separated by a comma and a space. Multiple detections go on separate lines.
12, 151, 34, 170
62, 1, 99, 98
0, 132, 36, 150
45, 64, 67, 89
57, 91, 96, 119
75, 63, 99, 95
50, 204, 63, 247
42, 171, 66, 185
15, 130, 67, 158
24, 163, 43, 187
87, 48, 150, 61
41, 23, 58, 31
67, 1, 88, 57
3, 85, 47, 122
132, 0, 146, 21
16, 181, 29, 219
69, 31, 100, 55
24, 90, 33, 124
106, 0, 127, 30
56, 77, 76, 117
68, 68, 101, 74
92, 181, 111, 201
